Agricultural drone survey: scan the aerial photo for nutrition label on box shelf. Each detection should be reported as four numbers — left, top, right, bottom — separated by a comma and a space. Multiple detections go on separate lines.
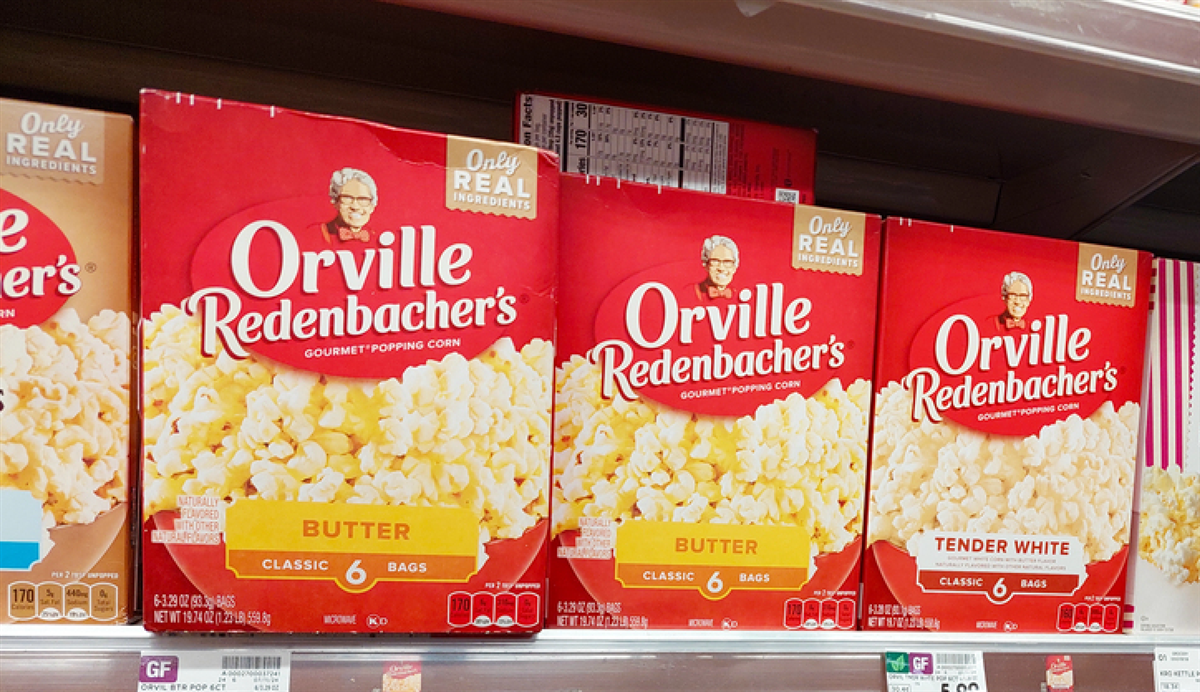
518, 94, 730, 193
7, 580, 119, 621
139, 650, 290, 692
446, 590, 540, 628
783, 597, 856, 630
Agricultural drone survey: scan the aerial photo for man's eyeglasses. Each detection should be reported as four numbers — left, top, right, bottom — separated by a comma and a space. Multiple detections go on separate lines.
706, 258, 737, 269
337, 194, 375, 206
1005, 292, 1031, 303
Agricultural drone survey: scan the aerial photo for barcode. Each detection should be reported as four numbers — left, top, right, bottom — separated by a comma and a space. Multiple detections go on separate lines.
221, 655, 282, 670
775, 188, 800, 204
935, 652, 978, 666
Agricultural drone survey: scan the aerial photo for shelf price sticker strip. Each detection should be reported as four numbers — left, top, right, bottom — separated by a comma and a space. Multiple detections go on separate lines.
1155, 648, 1200, 692
885, 651, 987, 692
138, 650, 291, 692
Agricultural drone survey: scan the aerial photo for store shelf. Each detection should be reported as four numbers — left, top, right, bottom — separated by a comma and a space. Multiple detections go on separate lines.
6, 623, 1198, 654
399, 0, 1200, 143
1, 1, 1198, 690
3, 0, 1199, 256
2, 625, 1194, 692
397, 0, 1200, 255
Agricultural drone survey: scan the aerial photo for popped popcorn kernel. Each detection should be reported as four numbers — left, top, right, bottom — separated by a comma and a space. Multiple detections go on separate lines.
868, 382, 1138, 563
142, 308, 551, 545
0, 309, 131, 526
1137, 467, 1200, 584
551, 355, 867, 556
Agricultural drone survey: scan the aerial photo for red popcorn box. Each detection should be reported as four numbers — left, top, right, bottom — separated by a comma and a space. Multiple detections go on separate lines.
863, 218, 1151, 634
549, 174, 879, 630
139, 90, 557, 633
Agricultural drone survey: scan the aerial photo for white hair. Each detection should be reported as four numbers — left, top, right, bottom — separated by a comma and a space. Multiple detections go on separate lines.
701, 235, 739, 264
1001, 271, 1033, 298
329, 167, 378, 204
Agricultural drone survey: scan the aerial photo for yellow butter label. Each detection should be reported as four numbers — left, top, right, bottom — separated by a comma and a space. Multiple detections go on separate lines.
445, 136, 538, 219
792, 205, 866, 276
614, 522, 810, 599
224, 500, 479, 592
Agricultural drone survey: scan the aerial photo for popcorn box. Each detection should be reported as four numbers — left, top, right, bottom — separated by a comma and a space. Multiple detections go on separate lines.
382, 662, 422, 692
517, 93, 816, 205
139, 91, 557, 632
549, 175, 880, 630
1125, 258, 1200, 634
863, 218, 1151, 633
1045, 655, 1075, 692
1, 98, 135, 624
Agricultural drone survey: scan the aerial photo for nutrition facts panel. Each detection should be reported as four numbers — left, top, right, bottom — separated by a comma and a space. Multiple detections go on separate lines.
519, 94, 729, 193
7, 581, 120, 621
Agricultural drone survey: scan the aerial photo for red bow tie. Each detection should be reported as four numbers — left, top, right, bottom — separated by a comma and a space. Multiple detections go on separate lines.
707, 285, 733, 299
338, 227, 370, 242
1005, 317, 1026, 329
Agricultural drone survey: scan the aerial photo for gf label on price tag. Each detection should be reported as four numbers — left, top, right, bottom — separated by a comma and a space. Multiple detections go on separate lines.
885, 651, 988, 692
1155, 648, 1200, 692
138, 650, 291, 692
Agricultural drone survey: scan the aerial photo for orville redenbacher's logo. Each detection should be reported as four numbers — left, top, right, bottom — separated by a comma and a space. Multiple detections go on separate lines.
184, 165, 521, 378
590, 234, 848, 416
0, 189, 81, 327
902, 270, 1121, 434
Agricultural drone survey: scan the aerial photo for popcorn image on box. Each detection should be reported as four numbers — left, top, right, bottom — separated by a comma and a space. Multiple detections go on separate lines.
549, 174, 879, 630
1, 97, 134, 624
139, 91, 557, 632
1126, 258, 1200, 634
863, 219, 1151, 633
517, 93, 816, 205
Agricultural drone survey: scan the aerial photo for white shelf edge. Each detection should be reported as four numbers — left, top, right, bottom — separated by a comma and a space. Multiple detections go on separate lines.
2, 624, 1195, 656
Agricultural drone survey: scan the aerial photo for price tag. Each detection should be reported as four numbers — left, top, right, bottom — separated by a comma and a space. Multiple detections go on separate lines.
885, 651, 988, 692
138, 650, 290, 692
1155, 648, 1200, 692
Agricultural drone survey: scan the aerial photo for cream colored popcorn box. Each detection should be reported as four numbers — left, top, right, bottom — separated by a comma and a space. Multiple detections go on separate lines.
1125, 258, 1200, 634
549, 175, 880, 630
863, 219, 1151, 633
139, 91, 557, 632
1, 98, 134, 624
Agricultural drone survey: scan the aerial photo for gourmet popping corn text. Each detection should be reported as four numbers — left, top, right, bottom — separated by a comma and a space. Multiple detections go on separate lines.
869, 382, 1138, 563
1, 308, 130, 527
142, 305, 551, 543
552, 355, 867, 555
1138, 467, 1200, 585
